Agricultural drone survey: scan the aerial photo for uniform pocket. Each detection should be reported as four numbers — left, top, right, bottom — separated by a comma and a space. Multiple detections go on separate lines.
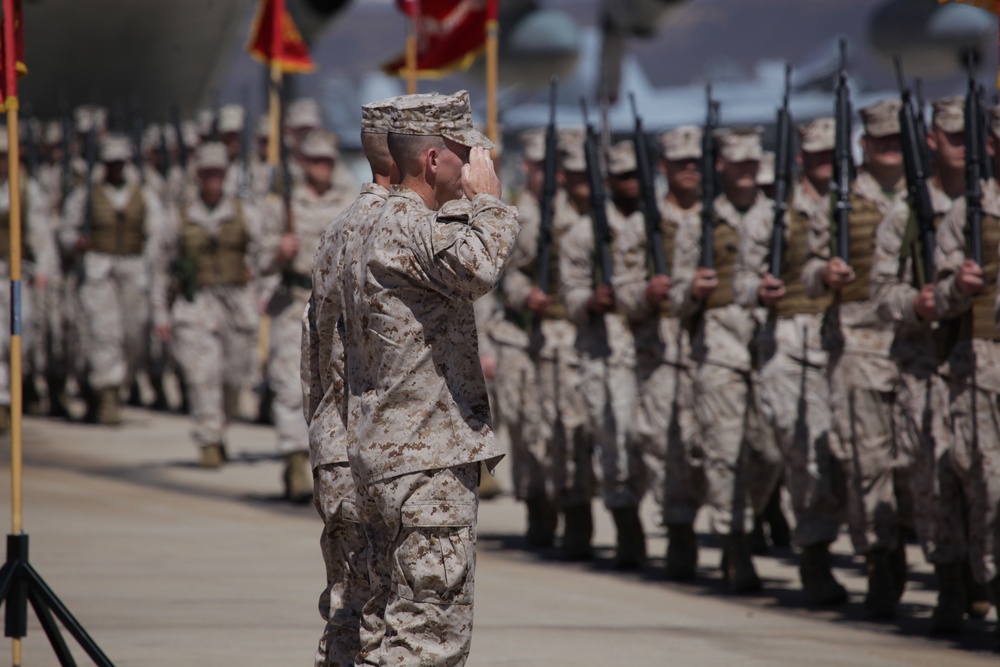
393, 525, 475, 605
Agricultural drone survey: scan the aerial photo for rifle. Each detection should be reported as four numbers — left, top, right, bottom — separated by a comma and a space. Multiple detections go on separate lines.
76, 125, 98, 283
976, 83, 993, 182
629, 92, 667, 276
914, 78, 932, 175
535, 76, 559, 296
157, 124, 170, 178
58, 99, 73, 212
130, 98, 146, 185
700, 84, 720, 268
965, 53, 984, 266
170, 105, 188, 171
238, 86, 252, 200
580, 98, 614, 287
769, 65, 793, 278
22, 105, 38, 179
832, 37, 853, 264
894, 56, 936, 285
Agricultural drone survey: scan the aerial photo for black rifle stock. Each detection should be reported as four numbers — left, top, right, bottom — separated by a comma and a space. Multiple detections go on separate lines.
832, 37, 853, 264
535, 77, 559, 295
700, 85, 719, 269
769, 65, 793, 278
170, 105, 189, 171
629, 92, 667, 276
581, 99, 614, 287
894, 56, 936, 285
965, 54, 984, 266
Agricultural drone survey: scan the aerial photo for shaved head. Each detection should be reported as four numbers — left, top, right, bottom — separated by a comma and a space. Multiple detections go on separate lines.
361, 131, 393, 179
387, 132, 446, 178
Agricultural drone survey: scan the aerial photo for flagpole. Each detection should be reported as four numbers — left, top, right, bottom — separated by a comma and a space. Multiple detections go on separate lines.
3, 0, 23, 660
406, 16, 418, 94
268, 61, 281, 167
485, 0, 499, 147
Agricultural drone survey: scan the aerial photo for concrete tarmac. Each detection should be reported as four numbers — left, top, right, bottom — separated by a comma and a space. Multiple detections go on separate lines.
0, 408, 995, 666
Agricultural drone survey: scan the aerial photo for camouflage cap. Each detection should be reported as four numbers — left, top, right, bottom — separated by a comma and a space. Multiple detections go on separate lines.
388, 90, 494, 149
362, 97, 404, 134
44, 120, 63, 146
74, 105, 107, 134
194, 142, 228, 171
520, 128, 546, 163
932, 96, 964, 134
287, 98, 322, 130
658, 125, 702, 161
756, 151, 775, 186
860, 99, 901, 138
142, 126, 161, 153
217, 104, 245, 134
181, 120, 200, 149
798, 117, 835, 153
196, 109, 216, 138
716, 126, 764, 162
607, 140, 637, 175
300, 129, 339, 160
100, 134, 133, 163
557, 127, 586, 172
160, 124, 178, 151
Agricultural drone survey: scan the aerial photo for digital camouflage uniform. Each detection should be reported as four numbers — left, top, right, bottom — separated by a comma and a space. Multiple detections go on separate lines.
934, 180, 1000, 595
873, 180, 960, 565
152, 144, 266, 458
341, 92, 514, 666
61, 135, 167, 420
673, 190, 779, 538
258, 131, 355, 494
736, 177, 846, 549
806, 166, 910, 556
304, 174, 390, 665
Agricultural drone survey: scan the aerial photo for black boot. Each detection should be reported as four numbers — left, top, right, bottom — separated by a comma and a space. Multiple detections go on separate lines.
525, 496, 557, 548
864, 549, 897, 619
560, 503, 593, 561
799, 542, 848, 604
930, 561, 966, 634
665, 523, 698, 580
611, 506, 646, 570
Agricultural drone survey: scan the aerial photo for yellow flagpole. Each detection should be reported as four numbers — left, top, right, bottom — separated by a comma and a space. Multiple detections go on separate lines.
268, 60, 281, 167
486, 15, 499, 148
406, 20, 418, 95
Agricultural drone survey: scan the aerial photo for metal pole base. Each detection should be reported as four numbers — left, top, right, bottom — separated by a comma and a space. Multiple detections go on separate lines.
0, 534, 115, 667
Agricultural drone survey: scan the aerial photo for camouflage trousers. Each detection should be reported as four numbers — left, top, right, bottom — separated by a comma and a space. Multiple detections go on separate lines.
693, 362, 782, 536
946, 366, 1000, 585
757, 349, 846, 547
78, 255, 150, 391
267, 285, 309, 455
828, 351, 912, 555
533, 319, 593, 509
0, 273, 36, 405
492, 341, 545, 501
313, 462, 372, 667
356, 463, 480, 667
579, 354, 645, 510
634, 358, 702, 526
172, 285, 258, 447
895, 362, 965, 565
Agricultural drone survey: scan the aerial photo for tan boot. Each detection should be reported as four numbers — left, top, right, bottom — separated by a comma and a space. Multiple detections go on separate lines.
478, 461, 502, 500
930, 562, 967, 634
560, 503, 594, 561
524, 496, 557, 548
97, 387, 122, 426
864, 549, 897, 618
721, 532, 762, 593
223, 385, 240, 422
611, 506, 647, 570
799, 543, 848, 604
964, 561, 992, 620
665, 524, 698, 580
198, 443, 228, 469
283, 450, 313, 504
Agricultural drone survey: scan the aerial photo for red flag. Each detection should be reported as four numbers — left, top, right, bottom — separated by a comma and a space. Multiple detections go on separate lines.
385, 0, 490, 78
0, 0, 26, 109
247, 0, 316, 73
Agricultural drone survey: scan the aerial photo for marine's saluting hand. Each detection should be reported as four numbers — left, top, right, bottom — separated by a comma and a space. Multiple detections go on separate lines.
462, 146, 502, 200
